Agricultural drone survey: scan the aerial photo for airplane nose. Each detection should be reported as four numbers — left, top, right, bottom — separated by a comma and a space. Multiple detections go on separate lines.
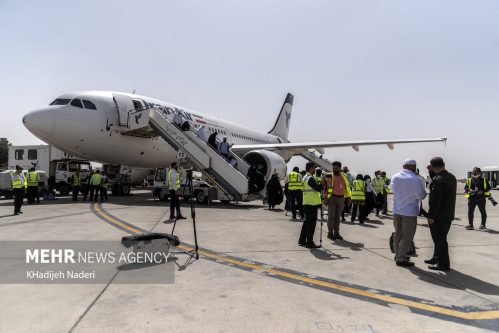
23, 107, 55, 140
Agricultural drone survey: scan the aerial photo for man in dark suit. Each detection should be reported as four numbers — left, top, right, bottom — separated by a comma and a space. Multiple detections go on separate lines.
425, 157, 457, 271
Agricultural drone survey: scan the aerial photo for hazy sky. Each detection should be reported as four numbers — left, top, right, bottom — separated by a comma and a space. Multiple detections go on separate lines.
1, 0, 498, 177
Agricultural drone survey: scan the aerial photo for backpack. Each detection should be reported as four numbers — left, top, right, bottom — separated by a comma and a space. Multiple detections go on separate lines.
390, 232, 416, 255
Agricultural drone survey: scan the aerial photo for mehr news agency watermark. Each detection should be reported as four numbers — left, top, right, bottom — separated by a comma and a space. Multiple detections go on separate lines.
0, 241, 175, 284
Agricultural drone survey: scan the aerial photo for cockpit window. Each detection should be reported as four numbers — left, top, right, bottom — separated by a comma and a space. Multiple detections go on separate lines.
82, 100, 97, 110
70, 99, 83, 108
50, 99, 71, 105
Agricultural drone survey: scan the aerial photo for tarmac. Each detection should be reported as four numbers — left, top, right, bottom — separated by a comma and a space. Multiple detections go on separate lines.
0, 189, 498, 333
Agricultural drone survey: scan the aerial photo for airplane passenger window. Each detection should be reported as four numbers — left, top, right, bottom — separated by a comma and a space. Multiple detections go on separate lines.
50, 99, 71, 105
70, 99, 83, 108
15, 149, 24, 160
82, 100, 97, 110
28, 149, 37, 160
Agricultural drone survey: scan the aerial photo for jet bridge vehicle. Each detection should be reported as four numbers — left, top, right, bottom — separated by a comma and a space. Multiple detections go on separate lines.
124, 106, 266, 202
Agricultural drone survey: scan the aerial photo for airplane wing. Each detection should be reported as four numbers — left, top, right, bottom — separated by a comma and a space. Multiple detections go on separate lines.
232, 137, 447, 154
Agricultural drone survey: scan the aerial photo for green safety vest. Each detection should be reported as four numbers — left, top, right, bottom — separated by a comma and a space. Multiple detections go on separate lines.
383, 177, 391, 194
168, 169, 181, 190
100, 177, 109, 189
27, 171, 39, 187
315, 176, 322, 184
288, 172, 302, 191
73, 174, 81, 186
11, 172, 25, 189
466, 178, 490, 198
372, 177, 384, 194
91, 174, 102, 186
302, 173, 321, 206
351, 179, 366, 201
326, 173, 352, 199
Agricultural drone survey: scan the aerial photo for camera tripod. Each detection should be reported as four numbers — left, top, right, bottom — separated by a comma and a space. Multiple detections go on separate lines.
171, 169, 199, 260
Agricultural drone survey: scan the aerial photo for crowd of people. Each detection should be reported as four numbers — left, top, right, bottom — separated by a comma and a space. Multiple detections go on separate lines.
9, 165, 110, 215
277, 157, 496, 272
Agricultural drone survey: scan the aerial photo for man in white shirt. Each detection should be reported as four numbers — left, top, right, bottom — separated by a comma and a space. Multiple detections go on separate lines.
218, 137, 231, 160
196, 125, 208, 142
390, 159, 427, 267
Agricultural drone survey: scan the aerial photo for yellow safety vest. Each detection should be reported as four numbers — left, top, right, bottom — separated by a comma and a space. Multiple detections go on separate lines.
302, 173, 321, 206
100, 177, 109, 189
73, 175, 81, 186
372, 177, 384, 194
288, 172, 302, 191
466, 178, 490, 198
326, 173, 352, 199
91, 174, 102, 186
351, 179, 366, 201
168, 169, 181, 190
27, 171, 39, 187
11, 172, 25, 189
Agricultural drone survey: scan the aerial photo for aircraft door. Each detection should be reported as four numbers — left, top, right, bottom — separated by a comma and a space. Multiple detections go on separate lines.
113, 94, 135, 126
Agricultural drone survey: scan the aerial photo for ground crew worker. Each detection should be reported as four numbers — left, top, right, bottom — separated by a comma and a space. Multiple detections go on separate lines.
381, 171, 390, 215
72, 171, 81, 201
11, 165, 26, 215
341, 166, 354, 220
465, 167, 491, 230
100, 172, 109, 202
26, 167, 40, 204
286, 167, 304, 219
372, 171, 384, 216
168, 162, 186, 220
298, 162, 322, 248
90, 170, 102, 203
325, 161, 351, 240
351, 174, 366, 224
85, 170, 94, 201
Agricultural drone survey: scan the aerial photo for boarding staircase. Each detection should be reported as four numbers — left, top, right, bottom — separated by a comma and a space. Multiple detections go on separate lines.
124, 108, 265, 202
300, 150, 333, 173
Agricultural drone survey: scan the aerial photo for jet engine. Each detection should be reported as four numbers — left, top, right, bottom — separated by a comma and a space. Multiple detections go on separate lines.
243, 150, 288, 181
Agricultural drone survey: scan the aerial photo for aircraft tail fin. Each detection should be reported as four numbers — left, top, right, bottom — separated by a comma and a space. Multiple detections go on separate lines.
268, 93, 293, 140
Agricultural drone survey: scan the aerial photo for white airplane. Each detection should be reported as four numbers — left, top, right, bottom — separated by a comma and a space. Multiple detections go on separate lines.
23, 91, 445, 175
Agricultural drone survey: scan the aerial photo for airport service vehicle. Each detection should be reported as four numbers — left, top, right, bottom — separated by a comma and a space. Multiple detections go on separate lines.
8, 145, 91, 195
153, 167, 230, 204
23, 91, 445, 201
467, 166, 499, 189
0, 170, 48, 199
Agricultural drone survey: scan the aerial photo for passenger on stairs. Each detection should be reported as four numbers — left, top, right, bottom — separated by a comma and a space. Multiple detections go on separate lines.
218, 137, 232, 160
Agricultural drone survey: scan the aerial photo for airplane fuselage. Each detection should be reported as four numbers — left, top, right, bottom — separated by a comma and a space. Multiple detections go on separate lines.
23, 91, 283, 168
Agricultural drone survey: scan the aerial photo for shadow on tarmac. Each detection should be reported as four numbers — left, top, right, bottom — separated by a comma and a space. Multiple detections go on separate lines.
309, 248, 350, 261
410, 267, 499, 296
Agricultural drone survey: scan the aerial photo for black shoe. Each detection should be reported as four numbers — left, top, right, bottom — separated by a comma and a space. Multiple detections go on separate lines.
479, 224, 486, 230
14, 212, 19, 215
364, 217, 370, 221
424, 258, 438, 265
298, 242, 306, 247
18, 211, 23, 214
396, 261, 415, 267
327, 233, 336, 240
306, 243, 321, 249
335, 234, 344, 240
169, 216, 175, 220
428, 264, 450, 271
465, 225, 474, 230
359, 221, 365, 224
176, 215, 187, 220
341, 218, 346, 222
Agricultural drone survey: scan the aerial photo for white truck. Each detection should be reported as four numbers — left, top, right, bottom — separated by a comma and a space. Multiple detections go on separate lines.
8, 145, 91, 196
152, 167, 230, 204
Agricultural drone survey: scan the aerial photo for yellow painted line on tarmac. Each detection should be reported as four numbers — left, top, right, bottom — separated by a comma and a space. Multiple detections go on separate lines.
93, 204, 143, 235
93, 204, 499, 321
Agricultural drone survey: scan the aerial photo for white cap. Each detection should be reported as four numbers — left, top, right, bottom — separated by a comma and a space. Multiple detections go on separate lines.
403, 159, 417, 166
